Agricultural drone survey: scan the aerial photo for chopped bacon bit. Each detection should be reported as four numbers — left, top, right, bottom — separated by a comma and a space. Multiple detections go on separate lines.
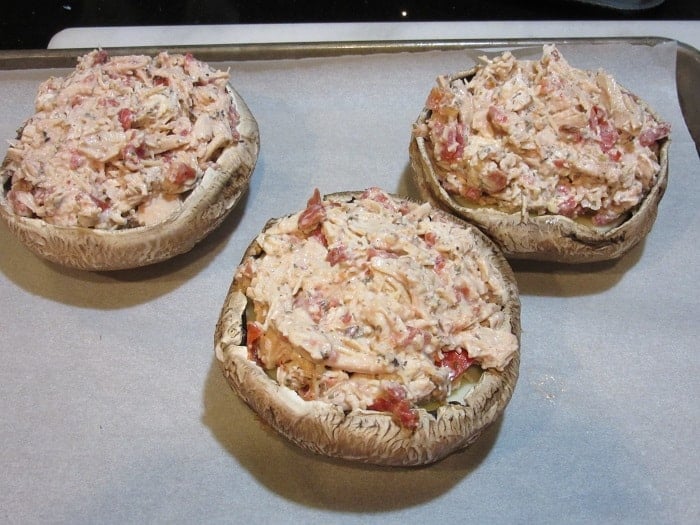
98, 98, 119, 108
608, 149, 622, 162
592, 209, 621, 226
558, 196, 578, 217
90, 195, 109, 211
589, 105, 619, 152
369, 385, 419, 430
309, 227, 328, 247
454, 284, 471, 300
360, 186, 391, 205
639, 122, 671, 147
483, 169, 508, 193
118, 108, 133, 131
461, 186, 482, 201
397, 326, 431, 348
69, 152, 84, 170
422, 231, 438, 247
435, 349, 474, 381
432, 120, 466, 161
487, 105, 508, 126
326, 245, 349, 266
298, 188, 326, 234
433, 254, 446, 273
553, 158, 568, 169
558, 124, 583, 143
153, 76, 169, 86
556, 184, 578, 217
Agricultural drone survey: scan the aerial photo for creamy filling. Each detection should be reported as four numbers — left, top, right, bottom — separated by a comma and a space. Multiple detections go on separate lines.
414, 44, 670, 228
3, 49, 241, 229
237, 188, 518, 428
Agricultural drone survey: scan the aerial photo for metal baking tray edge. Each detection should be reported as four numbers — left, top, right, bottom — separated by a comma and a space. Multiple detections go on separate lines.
1, 36, 697, 151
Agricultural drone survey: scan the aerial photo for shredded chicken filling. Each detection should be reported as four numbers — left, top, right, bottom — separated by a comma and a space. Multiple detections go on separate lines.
413, 44, 670, 227
3, 49, 240, 229
236, 188, 518, 429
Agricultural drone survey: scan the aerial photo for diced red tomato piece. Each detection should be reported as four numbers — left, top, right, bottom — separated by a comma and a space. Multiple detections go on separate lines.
435, 349, 474, 381
118, 108, 133, 130
326, 245, 349, 266
298, 188, 326, 234
246, 321, 263, 349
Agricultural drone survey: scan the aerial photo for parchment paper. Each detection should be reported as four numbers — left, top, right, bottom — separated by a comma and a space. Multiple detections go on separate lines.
1, 40, 698, 524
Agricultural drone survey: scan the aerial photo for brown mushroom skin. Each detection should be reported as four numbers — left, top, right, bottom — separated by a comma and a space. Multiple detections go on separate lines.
215, 191, 521, 467
0, 86, 259, 271
409, 69, 670, 264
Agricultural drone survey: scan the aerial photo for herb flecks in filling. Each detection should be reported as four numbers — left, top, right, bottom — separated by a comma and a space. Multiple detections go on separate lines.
236, 188, 517, 429
413, 44, 670, 227
4, 49, 240, 229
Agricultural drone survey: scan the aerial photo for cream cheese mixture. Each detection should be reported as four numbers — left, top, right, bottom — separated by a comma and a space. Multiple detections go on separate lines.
235, 188, 518, 428
413, 44, 670, 227
3, 49, 240, 229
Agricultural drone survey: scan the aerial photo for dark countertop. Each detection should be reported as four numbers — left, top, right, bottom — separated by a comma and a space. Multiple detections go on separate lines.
4, 0, 700, 50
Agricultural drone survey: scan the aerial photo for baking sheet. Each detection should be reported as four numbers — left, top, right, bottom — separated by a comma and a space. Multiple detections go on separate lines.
0, 39, 698, 524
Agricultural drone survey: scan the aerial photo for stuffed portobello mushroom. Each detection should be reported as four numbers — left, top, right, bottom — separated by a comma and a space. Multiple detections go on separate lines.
410, 44, 670, 263
215, 188, 520, 466
0, 49, 259, 270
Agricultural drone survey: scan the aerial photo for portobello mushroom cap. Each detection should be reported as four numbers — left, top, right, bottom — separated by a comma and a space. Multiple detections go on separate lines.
409, 68, 670, 263
0, 85, 259, 271
214, 190, 521, 467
